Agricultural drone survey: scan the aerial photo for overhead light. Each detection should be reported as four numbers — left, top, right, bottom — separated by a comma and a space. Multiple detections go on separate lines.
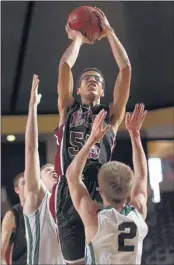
7, 135, 16, 142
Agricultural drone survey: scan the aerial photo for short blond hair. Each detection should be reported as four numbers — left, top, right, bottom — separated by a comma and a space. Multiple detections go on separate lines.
41, 163, 54, 171
98, 161, 133, 203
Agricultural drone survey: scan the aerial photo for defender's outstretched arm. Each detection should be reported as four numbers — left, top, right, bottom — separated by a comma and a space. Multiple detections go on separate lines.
125, 104, 148, 220
24, 75, 45, 215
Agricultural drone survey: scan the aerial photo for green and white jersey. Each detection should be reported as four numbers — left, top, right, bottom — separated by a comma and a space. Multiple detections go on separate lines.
24, 191, 64, 265
85, 205, 148, 265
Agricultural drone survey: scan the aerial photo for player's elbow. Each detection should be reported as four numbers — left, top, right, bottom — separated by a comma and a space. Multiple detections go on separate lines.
119, 63, 131, 76
59, 59, 71, 71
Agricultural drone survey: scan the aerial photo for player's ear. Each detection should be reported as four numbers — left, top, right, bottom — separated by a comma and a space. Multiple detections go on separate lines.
77, 88, 80, 95
101, 89, 104, 97
14, 187, 19, 195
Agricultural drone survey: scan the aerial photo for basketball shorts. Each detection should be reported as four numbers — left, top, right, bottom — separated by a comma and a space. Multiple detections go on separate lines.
56, 162, 102, 262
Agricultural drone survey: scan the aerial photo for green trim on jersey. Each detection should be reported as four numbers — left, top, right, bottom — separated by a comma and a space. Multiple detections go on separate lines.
88, 243, 96, 265
101, 204, 134, 216
25, 216, 33, 265
34, 210, 40, 264
120, 204, 134, 216
25, 210, 40, 265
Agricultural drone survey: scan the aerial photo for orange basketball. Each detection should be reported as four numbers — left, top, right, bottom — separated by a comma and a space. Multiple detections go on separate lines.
67, 6, 102, 42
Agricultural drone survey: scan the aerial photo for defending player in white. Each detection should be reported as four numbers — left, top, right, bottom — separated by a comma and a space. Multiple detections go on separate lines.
65, 104, 148, 264
23, 74, 64, 264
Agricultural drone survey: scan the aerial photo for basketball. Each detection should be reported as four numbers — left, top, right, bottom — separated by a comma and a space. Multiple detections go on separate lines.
67, 6, 102, 42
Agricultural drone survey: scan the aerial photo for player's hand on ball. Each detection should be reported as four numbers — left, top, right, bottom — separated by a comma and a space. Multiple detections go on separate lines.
94, 7, 111, 40
29, 74, 42, 106
65, 23, 93, 44
125, 104, 147, 136
89, 109, 111, 143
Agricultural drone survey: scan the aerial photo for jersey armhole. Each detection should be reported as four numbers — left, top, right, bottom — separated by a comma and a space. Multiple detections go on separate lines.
24, 191, 49, 218
86, 209, 102, 245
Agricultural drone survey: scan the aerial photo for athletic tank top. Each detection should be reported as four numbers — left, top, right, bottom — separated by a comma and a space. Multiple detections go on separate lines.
7, 204, 27, 265
24, 191, 64, 265
54, 100, 116, 176
85, 205, 148, 265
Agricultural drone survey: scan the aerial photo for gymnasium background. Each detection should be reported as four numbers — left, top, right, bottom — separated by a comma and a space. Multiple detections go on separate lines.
1, 1, 174, 265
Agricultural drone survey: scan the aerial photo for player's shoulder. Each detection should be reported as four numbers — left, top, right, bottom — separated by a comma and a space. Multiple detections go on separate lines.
11, 203, 22, 212
3, 209, 15, 219
70, 98, 80, 109
2, 209, 16, 229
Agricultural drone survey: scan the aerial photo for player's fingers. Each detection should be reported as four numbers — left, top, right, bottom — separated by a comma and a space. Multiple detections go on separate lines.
66, 23, 71, 31
65, 25, 68, 33
125, 112, 131, 124
131, 104, 139, 120
138, 104, 145, 120
38, 94, 42, 101
98, 110, 107, 126
32, 77, 39, 91
141, 110, 147, 123
94, 110, 105, 128
93, 8, 104, 20
83, 36, 93, 44
94, 7, 105, 18
33, 79, 40, 89
32, 74, 37, 84
137, 108, 147, 129
93, 110, 104, 124
134, 103, 139, 115
102, 124, 111, 134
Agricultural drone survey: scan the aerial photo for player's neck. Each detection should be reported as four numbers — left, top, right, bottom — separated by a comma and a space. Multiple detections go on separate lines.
81, 98, 100, 106
104, 200, 126, 212
20, 199, 24, 208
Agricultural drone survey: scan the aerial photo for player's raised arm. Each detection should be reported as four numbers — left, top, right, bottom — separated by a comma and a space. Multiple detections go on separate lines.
66, 110, 111, 225
125, 104, 148, 220
24, 75, 45, 214
94, 7, 131, 133
57, 25, 89, 116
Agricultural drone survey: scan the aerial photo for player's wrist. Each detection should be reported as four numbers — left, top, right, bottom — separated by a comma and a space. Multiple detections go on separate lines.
129, 130, 140, 138
105, 26, 114, 36
29, 102, 38, 108
74, 34, 84, 44
86, 136, 97, 147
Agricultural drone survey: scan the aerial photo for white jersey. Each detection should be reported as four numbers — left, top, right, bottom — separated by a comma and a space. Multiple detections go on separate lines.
85, 205, 148, 265
24, 191, 64, 264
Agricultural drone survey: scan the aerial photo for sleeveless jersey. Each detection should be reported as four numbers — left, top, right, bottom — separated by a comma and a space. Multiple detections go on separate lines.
24, 191, 64, 265
54, 100, 116, 176
85, 205, 148, 265
6, 204, 27, 265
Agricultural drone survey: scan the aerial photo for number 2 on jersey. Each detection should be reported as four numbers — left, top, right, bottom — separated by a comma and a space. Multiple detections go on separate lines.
118, 222, 137, 252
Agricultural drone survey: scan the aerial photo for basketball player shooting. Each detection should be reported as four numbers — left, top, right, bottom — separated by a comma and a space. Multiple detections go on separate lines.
54, 6, 131, 264
66, 105, 148, 265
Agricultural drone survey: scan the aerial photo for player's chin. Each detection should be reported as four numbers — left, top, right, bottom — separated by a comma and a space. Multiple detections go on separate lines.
51, 178, 58, 186
86, 91, 100, 101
